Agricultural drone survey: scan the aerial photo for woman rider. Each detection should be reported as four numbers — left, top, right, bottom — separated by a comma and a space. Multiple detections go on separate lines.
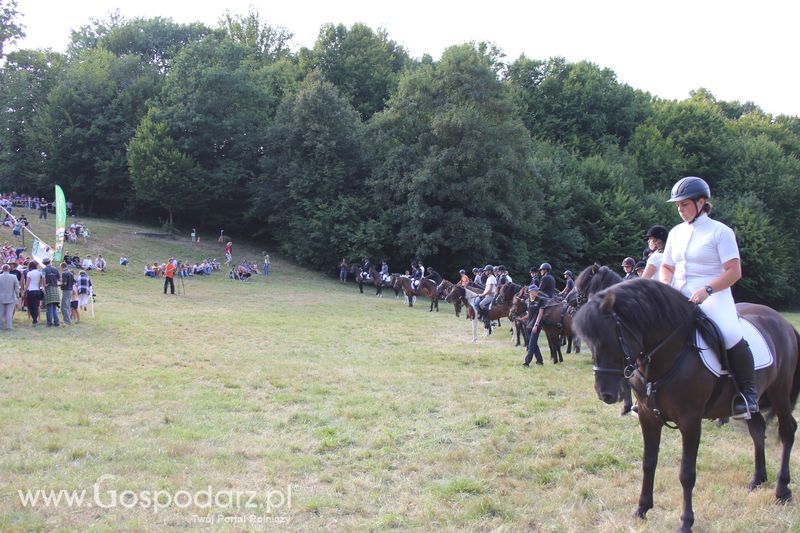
641, 225, 668, 280
660, 176, 758, 419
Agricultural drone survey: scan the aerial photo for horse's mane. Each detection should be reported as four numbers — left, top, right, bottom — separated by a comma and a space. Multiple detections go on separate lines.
575, 279, 696, 341
575, 263, 623, 297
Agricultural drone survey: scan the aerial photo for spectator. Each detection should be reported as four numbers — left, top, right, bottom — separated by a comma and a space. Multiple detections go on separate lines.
94, 255, 107, 272
0, 264, 20, 330
25, 260, 44, 326
81, 255, 94, 271
76, 270, 93, 311
144, 264, 155, 277
59, 262, 74, 325
120, 256, 129, 267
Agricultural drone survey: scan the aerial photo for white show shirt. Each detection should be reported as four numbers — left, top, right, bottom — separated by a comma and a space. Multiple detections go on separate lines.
484, 274, 498, 295
661, 213, 741, 348
645, 250, 663, 277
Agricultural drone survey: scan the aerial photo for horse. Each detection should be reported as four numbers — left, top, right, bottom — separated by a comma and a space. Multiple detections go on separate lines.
444, 285, 481, 342
438, 280, 462, 317
540, 298, 581, 361
573, 279, 800, 532
573, 263, 631, 415
509, 286, 530, 347
393, 276, 417, 307
416, 278, 440, 312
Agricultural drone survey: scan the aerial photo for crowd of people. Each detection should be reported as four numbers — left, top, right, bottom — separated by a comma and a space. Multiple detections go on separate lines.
0, 256, 93, 330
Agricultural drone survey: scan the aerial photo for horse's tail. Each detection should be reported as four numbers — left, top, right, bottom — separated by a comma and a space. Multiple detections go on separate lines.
790, 328, 800, 410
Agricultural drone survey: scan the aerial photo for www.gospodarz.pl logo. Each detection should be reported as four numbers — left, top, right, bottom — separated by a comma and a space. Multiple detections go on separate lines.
17, 475, 293, 515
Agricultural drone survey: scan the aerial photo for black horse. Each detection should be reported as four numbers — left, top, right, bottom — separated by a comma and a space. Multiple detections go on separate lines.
574, 279, 799, 532
573, 263, 631, 414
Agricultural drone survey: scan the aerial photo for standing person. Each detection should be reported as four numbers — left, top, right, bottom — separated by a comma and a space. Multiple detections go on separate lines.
25, 260, 44, 326
0, 264, 20, 330
218, 229, 225, 243
76, 270, 93, 311
164, 257, 175, 295
191, 228, 196, 242
225, 241, 233, 265
339, 258, 348, 283
263, 253, 270, 277
38, 198, 48, 219
538, 263, 556, 298
621, 257, 637, 280
641, 225, 668, 280
42, 257, 61, 327
59, 262, 74, 325
521, 283, 547, 367
70, 284, 80, 323
660, 176, 758, 419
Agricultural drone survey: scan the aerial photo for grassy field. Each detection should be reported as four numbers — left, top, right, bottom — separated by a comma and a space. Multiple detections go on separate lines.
1, 209, 799, 531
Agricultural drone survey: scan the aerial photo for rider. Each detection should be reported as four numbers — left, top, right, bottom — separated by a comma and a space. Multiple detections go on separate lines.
380, 260, 390, 283
635, 261, 646, 277
459, 269, 470, 287
621, 257, 637, 280
560, 270, 575, 297
475, 264, 497, 319
520, 282, 547, 367
660, 176, 758, 419
538, 263, 556, 298
642, 225, 668, 279
473, 267, 484, 287
424, 266, 442, 285
361, 257, 372, 280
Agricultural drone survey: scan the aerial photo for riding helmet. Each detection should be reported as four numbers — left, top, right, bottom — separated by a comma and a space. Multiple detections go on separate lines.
528, 283, 540, 292
472, 267, 480, 273
484, 264, 494, 272
564, 270, 573, 278
529, 266, 537, 273
539, 262, 551, 271
621, 257, 636, 267
668, 176, 710, 203
645, 225, 668, 242
459, 269, 465, 274
635, 261, 646, 270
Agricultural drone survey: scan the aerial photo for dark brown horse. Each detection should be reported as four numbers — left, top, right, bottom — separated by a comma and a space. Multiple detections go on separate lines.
574, 279, 799, 532
540, 299, 581, 362
509, 286, 530, 347
417, 278, 440, 312
356, 267, 398, 297
573, 263, 630, 414
438, 280, 463, 317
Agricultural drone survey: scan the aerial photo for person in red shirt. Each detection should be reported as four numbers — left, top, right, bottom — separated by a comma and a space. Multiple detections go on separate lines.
164, 258, 175, 295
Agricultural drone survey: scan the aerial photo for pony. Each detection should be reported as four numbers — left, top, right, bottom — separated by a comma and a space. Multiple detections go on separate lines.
539, 298, 581, 363
416, 278, 440, 312
392, 276, 417, 307
573, 279, 800, 532
438, 280, 463, 317
444, 285, 481, 342
573, 263, 631, 414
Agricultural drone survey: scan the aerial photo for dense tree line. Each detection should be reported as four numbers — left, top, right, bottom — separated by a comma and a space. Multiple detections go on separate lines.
1, 6, 799, 305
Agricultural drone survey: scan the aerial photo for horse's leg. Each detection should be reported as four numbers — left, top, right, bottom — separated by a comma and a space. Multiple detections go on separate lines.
471, 318, 477, 343
635, 413, 663, 520
620, 380, 633, 416
575, 336, 581, 353
676, 418, 701, 533
744, 412, 768, 490
772, 397, 797, 502
358, 282, 363, 294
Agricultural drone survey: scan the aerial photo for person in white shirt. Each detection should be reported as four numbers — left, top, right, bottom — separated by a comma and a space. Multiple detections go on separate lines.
641, 225, 668, 279
659, 176, 757, 419
476, 264, 497, 318
82, 256, 94, 270
94, 255, 107, 272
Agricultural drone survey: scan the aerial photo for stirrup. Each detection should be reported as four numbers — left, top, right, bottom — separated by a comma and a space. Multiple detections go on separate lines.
731, 393, 758, 420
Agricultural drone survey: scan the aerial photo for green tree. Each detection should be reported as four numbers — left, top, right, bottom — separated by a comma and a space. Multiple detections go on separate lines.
127, 108, 198, 226
218, 8, 293, 62
31, 48, 159, 213
367, 44, 537, 273
0, 49, 66, 192
251, 73, 368, 269
153, 35, 296, 225
300, 23, 411, 119
0, 0, 24, 59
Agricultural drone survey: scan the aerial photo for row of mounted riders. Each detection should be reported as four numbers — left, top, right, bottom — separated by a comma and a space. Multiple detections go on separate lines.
353, 264, 579, 364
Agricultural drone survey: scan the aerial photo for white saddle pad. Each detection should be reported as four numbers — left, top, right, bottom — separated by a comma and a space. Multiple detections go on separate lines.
697, 316, 774, 377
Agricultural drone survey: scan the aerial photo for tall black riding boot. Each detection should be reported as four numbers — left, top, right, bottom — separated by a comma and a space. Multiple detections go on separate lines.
728, 339, 759, 419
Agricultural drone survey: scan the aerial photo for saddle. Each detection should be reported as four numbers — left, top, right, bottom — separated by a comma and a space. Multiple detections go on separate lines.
696, 316, 774, 377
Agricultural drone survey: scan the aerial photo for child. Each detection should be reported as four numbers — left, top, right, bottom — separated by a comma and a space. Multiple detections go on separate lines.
70, 285, 80, 323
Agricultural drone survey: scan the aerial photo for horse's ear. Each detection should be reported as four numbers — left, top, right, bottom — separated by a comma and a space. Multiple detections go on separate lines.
592, 262, 600, 273
598, 291, 616, 312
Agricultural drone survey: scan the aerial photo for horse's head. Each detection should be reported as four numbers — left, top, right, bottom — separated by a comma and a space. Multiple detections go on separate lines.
573, 263, 622, 309
573, 289, 627, 404
445, 284, 464, 304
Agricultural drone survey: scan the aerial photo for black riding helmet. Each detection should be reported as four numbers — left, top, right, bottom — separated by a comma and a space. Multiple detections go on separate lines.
645, 225, 668, 242
668, 177, 710, 203
539, 262, 552, 271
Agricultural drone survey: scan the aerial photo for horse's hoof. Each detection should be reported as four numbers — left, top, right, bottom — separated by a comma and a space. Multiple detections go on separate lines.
775, 489, 792, 504
748, 475, 768, 491
633, 508, 647, 520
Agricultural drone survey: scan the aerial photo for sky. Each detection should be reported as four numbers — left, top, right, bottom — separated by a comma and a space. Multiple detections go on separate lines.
11, 0, 800, 117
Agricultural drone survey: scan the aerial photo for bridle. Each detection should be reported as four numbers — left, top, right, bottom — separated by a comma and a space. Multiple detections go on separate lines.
574, 267, 597, 308
592, 309, 694, 427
